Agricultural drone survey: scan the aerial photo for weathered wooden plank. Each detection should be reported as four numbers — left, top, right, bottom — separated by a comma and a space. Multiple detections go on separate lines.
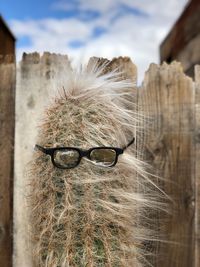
139, 62, 195, 267
160, 0, 200, 77
14, 52, 71, 267
0, 55, 15, 267
195, 65, 200, 267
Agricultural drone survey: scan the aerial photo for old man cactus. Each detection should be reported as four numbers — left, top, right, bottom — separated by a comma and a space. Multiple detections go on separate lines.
29, 58, 160, 267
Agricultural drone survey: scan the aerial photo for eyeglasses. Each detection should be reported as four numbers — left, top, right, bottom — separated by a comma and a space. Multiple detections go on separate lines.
34, 137, 135, 169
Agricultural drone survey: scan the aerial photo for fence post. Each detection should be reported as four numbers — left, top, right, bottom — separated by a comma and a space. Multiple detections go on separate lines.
0, 55, 15, 267
139, 62, 195, 267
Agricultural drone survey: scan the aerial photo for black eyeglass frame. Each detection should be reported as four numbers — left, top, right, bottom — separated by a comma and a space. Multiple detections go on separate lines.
35, 137, 135, 169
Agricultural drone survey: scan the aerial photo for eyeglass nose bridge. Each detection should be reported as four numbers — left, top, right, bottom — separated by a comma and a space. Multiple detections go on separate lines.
79, 149, 91, 159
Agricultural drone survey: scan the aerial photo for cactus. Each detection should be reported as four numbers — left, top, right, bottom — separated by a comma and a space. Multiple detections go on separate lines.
28, 59, 161, 267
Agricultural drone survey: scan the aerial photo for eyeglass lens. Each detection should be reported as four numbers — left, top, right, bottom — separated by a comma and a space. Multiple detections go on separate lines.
89, 148, 117, 167
53, 149, 80, 168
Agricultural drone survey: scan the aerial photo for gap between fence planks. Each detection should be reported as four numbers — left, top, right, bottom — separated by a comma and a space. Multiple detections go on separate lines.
0, 55, 15, 267
195, 65, 200, 267
0, 52, 199, 266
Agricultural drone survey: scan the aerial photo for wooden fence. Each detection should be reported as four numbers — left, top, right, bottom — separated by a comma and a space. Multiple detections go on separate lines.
0, 53, 200, 267
0, 55, 15, 267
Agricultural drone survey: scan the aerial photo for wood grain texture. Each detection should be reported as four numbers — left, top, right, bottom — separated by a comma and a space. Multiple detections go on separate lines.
0, 55, 15, 267
139, 62, 195, 267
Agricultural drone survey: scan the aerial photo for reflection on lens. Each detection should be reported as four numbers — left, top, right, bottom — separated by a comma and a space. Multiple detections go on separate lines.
54, 149, 79, 168
90, 149, 116, 166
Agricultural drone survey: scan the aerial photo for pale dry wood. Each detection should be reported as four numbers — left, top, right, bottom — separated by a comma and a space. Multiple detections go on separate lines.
195, 65, 200, 267
0, 56, 15, 267
14, 52, 71, 267
88, 56, 137, 82
139, 62, 195, 267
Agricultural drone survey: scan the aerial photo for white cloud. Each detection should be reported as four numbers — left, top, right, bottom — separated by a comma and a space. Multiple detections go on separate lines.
12, 18, 91, 43
52, 1, 78, 11
52, 0, 116, 13
11, 0, 188, 83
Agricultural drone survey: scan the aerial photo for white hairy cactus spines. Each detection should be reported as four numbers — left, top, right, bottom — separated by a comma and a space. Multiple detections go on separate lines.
28, 58, 162, 267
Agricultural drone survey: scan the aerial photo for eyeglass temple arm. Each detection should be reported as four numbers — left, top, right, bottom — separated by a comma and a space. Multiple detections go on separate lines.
122, 137, 135, 150
34, 144, 47, 153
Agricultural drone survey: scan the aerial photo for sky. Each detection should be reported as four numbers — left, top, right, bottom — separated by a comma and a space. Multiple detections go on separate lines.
0, 0, 188, 82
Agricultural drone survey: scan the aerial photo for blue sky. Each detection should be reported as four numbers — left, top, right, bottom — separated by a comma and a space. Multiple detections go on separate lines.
0, 0, 188, 81
1, 0, 59, 20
